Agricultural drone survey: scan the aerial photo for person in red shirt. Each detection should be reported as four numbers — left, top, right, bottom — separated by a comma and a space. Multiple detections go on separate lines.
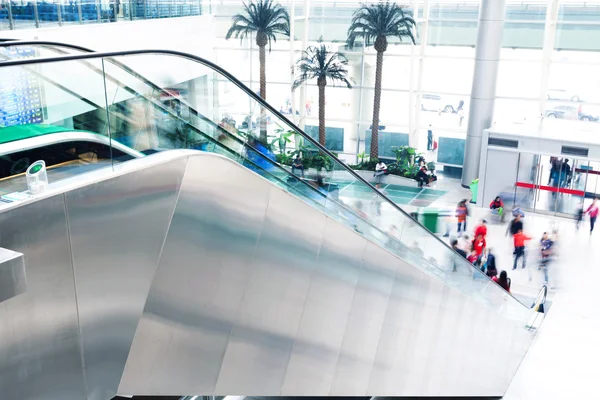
512, 230, 532, 270
474, 219, 488, 238
585, 197, 599, 234
471, 233, 486, 269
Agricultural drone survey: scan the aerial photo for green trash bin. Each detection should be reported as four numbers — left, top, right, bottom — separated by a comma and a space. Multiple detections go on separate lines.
469, 178, 479, 203
419, 208, 439, 233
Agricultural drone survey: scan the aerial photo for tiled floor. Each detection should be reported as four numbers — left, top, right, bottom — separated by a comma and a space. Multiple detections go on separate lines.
336, 181, 447, 207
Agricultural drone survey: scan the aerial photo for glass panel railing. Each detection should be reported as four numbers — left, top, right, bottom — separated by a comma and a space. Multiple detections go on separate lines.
0, 50, 537, 328
0, 0, 203, 30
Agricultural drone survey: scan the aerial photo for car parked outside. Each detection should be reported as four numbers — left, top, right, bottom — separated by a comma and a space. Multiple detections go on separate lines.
544, 104, 599, 122
420, 93, 462, 113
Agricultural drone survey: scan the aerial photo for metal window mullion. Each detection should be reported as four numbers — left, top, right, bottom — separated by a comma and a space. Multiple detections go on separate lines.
77, 0, 83, 23
33, 0, 40, 28
7, 1, 14, 30
413, 0, 430, 143
57, 0, 63, 26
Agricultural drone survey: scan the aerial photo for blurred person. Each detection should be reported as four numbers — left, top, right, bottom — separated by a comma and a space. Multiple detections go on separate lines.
291, 155, 305, 177
385, 224, 398, 249
460, 234, 471, 253
458, 107, 465, 126
493, 270, 511, 293
427, 125, 433, 151
416, 165, 430, 188
372, 183, 388, 216
549, 157, 561, 186
350, 200, 367, 234
467, 246, 479, 265
474, 219, 488, 239
374, 160, 387, 185
486, 248, 498, 278
560, 159, 572, 187
490, 195, 504, 219
512, 229, 532, 270
507, 213, 524, 237
576, 202, 584, 230
456, 199, 469, 234
585, 198, 599, 234
472, 233, 486, 259
411, 241, 424, 258
451, 239, 467, 260
539, 232, 554, 285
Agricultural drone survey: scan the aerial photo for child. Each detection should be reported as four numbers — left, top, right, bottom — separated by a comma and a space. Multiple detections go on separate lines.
576, 203, 584, 230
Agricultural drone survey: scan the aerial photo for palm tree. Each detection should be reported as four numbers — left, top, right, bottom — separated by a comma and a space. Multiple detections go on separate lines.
347, 2, 416, 159
226, 0, 290, 144
293, 40, 352, 147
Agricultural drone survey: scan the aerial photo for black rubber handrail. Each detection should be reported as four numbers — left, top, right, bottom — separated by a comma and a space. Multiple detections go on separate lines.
0, 40, 243, 149
0, 47, 537, 310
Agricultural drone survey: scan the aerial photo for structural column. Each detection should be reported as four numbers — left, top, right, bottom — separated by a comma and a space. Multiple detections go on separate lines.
461, 0, 506, 187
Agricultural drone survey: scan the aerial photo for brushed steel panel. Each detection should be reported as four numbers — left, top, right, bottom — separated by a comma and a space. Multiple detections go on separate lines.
349, 242, 398, 319
215, 185, 328, 394
306, 218, 367, 314
280, 219, 368, 394
66, 155, 187, 400
0, 247, 26, 303
0, 194, 86, 400
119, 155, 272, 395
281, 298, 350, 395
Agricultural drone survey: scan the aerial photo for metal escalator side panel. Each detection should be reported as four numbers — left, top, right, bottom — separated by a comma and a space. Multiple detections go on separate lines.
0, 193, 87, 400
119, 153, 535, 397
64, 155, 187, 399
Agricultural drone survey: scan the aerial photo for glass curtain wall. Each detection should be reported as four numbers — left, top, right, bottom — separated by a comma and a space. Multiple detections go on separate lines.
212, 0, 600, 164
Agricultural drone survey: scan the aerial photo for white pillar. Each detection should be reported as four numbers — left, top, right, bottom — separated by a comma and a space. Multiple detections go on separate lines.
461, 0, 506, 187
410, 0, 429, 149
539, 0, 559, 116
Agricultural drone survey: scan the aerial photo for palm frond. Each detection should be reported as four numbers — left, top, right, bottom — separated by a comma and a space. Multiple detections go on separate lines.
347, 1, 416, 49
225, 0, 290, 49
293, 40, 353, 89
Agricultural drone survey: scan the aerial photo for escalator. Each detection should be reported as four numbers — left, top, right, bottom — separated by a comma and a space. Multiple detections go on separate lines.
0, 46, 546, 399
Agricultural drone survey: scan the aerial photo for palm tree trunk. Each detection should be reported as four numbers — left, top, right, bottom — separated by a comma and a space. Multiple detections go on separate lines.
259, 44, 267, 144
318, 81, 326, 146
370, 49, 384, 160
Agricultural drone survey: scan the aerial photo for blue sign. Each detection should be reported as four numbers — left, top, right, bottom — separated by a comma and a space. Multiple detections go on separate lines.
0, 47, 44, 127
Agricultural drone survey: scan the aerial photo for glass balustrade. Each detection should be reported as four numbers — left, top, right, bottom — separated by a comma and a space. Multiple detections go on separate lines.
0, 49, 537, 329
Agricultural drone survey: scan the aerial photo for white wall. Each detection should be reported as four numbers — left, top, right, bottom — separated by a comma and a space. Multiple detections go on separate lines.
8, 15, 216, 59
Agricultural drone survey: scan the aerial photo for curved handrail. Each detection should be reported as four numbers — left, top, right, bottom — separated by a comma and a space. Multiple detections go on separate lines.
0, 47, 536, 310
532, 284, 548, 312
0, 41, 239, 148
0, 39, 95, 53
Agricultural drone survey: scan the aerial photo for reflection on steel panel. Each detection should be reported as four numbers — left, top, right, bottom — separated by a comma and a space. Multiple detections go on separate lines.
65, 156, 186, 400
119, 154, 534, 398
0, 194, 86, 400
0, 151, 536, 399
118, 155, 272, 395
0, 247, 26, 303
